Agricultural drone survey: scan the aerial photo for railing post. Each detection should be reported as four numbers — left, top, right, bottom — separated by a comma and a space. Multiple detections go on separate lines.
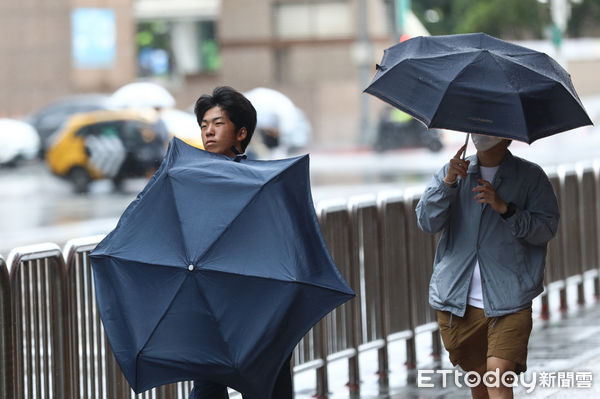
376, 191, 416, 381
315, 319, 329, 398
8, 244, 72, 399
346, 199, 364, 393
562, 170, 585, 307
1, 256, 13, 399
548, 172, 568, 314
64, 236, 108, 399
317, 200, 357, 397
405, 193, 439, 370
579, 166, 599, 300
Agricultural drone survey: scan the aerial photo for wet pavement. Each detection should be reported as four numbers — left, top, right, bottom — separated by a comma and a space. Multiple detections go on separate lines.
288, 278, 600, 398
2, 93, 600, 257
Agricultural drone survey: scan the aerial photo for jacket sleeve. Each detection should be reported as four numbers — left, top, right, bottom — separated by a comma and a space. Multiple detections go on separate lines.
504, 167, 560, 246
416, 164, 460, 235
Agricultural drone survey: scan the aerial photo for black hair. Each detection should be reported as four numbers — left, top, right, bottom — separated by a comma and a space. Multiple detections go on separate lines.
194, 86, 257, 151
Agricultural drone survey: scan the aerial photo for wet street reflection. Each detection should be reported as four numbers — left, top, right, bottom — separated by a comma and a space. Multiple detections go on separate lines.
1, 111, 599, 257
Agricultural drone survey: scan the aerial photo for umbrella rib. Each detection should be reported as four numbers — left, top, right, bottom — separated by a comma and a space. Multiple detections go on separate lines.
195, 156, 307, 264
167, 173, 192, 263
93, 253, 183, 269
497, 52, 570, 90
191, 273, 237, 367
135, 273, 189, 387
427, 57, 476, 129
198, 267, 354, 294
487, 52, 533, 134
365, 87, 432, 126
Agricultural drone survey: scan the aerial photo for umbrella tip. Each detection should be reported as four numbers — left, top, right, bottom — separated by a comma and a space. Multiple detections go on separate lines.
188, 264, 194, 271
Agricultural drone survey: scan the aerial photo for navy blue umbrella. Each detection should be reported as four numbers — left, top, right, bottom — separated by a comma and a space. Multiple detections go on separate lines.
90, 138, 354, 397
365, 33, 592, 143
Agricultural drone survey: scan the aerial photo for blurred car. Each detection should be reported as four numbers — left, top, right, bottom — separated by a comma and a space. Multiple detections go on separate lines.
374, 107, 443, 153
46, 109, 168, 193
0, 119, 41, 167
25, 93, 114, 154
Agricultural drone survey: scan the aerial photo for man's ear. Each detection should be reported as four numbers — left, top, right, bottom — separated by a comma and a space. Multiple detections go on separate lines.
236, 127, 247, 143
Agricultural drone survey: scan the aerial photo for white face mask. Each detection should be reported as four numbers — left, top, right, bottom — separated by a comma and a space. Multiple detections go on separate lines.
471, 134, 502, 151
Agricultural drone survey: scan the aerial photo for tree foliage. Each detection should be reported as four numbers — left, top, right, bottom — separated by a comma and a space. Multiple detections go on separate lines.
412, 0, 549, 39
568, 0, 600, 37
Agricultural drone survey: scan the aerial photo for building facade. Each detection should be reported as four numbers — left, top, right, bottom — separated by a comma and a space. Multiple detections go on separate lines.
4, 1, 597, 147
0, 0, 135, 118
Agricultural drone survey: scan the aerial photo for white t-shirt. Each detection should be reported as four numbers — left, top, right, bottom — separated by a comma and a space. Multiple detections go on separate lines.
467, 165, 499, 309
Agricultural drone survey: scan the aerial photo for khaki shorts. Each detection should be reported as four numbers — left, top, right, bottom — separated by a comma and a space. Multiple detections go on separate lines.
437, 306, 532, 373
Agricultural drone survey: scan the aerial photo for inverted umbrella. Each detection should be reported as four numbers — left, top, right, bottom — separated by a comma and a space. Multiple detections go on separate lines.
90, 138, 354, 397
364, 32, 592, 143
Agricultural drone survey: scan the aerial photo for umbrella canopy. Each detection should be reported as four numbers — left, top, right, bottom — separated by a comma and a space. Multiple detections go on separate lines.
364, 33, 592, 143
90, 138, 354, 397
110, 82, 176, 109
244, 87, 311, 148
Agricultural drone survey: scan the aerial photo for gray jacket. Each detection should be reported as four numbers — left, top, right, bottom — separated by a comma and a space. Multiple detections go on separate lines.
416, 150, 560, 317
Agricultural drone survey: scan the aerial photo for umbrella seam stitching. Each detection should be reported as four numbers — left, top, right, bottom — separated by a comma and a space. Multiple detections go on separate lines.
429, 52, 483, 127
488, 52, 531, 133
194, 156, 307, 264
198, 268, 353, 293
166, 169, 191, 264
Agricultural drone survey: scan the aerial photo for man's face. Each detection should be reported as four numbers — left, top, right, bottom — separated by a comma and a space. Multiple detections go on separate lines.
200, 106, 246, 157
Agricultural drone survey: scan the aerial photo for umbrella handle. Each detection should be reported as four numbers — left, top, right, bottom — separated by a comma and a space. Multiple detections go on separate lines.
462, 133, 470, 161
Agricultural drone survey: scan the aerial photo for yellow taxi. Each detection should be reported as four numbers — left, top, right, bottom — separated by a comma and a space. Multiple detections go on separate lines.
46, 109, 174, 192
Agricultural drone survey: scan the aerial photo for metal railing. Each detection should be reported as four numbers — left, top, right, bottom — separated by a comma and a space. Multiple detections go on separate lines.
1, 163, 599, 398
1, 256, 12, 399
8, 244, 71, 399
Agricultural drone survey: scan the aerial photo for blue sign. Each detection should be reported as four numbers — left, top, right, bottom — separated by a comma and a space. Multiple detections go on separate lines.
71, 8, 116, 69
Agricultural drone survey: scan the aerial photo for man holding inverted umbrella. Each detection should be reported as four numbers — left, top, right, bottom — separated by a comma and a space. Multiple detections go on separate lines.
90, 86, 354, 398
366, 33, 592, 398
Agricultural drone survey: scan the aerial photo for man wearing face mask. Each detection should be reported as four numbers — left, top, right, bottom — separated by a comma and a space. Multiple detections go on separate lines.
416, 134, 559, 399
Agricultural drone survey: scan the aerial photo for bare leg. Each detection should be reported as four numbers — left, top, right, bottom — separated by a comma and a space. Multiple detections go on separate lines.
486, 357, 516, 399
470, 363, 489, 399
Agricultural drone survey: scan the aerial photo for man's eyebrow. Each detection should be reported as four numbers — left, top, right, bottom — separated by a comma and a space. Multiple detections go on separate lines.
201, 116, 224, 123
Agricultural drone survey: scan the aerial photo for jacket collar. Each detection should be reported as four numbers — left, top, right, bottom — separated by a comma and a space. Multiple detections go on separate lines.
467, 149, 517, 185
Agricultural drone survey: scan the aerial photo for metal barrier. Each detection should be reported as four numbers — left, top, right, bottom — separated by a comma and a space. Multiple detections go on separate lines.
579, 167, 600, 298
549, 172, 570, 312
1, 163, 599, 398
64, 236, 129, 399
63, 236, 196, 399
1, 256, 13, 399
349, 196, 388, 380
405, 194, 441, 362
562, 169, 585, 305
316, 200, 360, 394
541, 172, 562, 319
8, 243, 72, 399
377, 192, 417, 370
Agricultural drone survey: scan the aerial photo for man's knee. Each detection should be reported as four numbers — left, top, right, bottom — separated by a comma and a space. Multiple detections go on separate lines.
485, 357, 517, 397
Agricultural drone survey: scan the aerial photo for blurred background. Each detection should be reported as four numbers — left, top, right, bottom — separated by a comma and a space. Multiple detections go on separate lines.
1, 0, 600, 254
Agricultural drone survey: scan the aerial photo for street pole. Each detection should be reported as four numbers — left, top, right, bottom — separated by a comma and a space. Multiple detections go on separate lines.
384, 0, 411, 43
395, 0, 411, 37
356, 0, 373, 145
385, 0, 400, 42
